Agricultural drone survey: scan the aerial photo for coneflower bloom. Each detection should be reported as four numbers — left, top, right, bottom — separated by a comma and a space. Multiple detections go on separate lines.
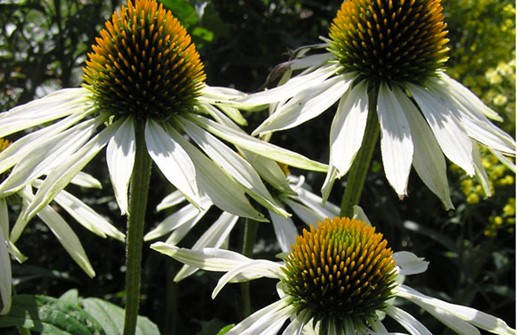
0, 139, 124, 315
0, 0, 325, 223
152, 217, 516, 335
146, 166, 341, 282
241, 0, 516, 208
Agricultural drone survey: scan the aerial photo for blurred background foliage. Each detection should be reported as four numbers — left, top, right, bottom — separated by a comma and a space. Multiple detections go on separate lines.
0, 0, 514, 334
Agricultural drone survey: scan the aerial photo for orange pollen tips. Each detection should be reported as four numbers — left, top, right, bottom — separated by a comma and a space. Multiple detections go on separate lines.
82, 0, 206, 121
281, 217, 397, 330
328, 0, 449, 86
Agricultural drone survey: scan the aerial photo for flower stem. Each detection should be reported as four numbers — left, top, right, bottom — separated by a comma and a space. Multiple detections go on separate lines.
340, 86, 380, 218
123, 120, 152, 335
240, 219, 259, 318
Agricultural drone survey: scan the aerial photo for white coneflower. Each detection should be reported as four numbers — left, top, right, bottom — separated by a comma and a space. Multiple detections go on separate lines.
152, 217, 515, 335
0, 0, 325, 223
241, 0, 516, 210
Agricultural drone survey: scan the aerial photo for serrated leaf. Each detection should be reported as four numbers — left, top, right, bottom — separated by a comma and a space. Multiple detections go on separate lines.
0, 294, 104, 335
81, 297, 160, 335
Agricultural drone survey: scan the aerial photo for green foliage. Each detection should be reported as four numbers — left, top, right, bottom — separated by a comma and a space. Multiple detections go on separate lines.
0, 290, 160, 334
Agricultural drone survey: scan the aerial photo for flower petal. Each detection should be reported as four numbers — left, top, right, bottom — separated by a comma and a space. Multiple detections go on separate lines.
329, 80, 369, 178
145, 120, 201, 207
166, 125, 265, 220
270, 211, 298, 253
378, 84, 414, 197
179, 118, 289, 217
396, 285, 515, 335
174, 212, 238, 281
106, 117, 136, 215
156, 190, 186, 212
188, 114, 327, 172
144, 200, 209, 241
240, 64, 340, 105
393, 251, 429, 276
396, 87, 453, 209
385, 304, 433, 335
23, 122, 117, 222
225, 299, 293, 335
70, 172, 102, 189
253, 74, 352, 135
48, 184, 125, 242
0, 118, 99, 195
0, 88, 90, 138
407, 83, 474, 175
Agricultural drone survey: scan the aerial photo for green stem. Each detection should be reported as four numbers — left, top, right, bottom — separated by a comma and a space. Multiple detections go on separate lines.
340, 86, 380, 218
240, 219, 259, 318
123, 120, 152, 335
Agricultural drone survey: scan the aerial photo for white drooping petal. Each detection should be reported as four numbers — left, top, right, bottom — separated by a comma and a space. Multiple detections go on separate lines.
48, 184, 125, 242
396, 285, 516, 335
106, 117, 136, 215
70, 172, 102, 189
253, 74, 352, 135
36, 201, 95, 278
378, 84, 414, 197
270, 211, 298, 253
0, 112, 90, 175
166, 124, 265, 220
225, 299, 293, 335
242, 150, 295, 195
438, 73, 502, 122
428, 75, 515, 155
385, 304, 433, 335
174, 212, 238, 281
24, 122, 117, 222
393, 251, 429, 276
329, 81, 369, 177
0, 199, 11, 315
408, 83, 475, 175
397, 87, 453, 209
0, 88, 90, 138
145, 120, 201, 208
0, 118, 99, 195
151, 243, 269, 274
472, 142, 491, 197
240, 64, 340, 105
180, 118, 289, 217
188, 114, 328, 172
213, 259, 284, 298
144, 201, 208, 241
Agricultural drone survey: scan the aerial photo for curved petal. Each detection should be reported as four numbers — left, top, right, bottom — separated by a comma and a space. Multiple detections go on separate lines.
397, 87, 453, 209
106, 117, 136, 215
156, 190, 186, 212
226, 299, 293, 335
270, 211, 298, 253
407, 83, 474, 175
145, 120, 200, 207
396, 285, 516, 335
70, 172, 102, 189
378, 84, 414, 197
187, 114, 327, 172
24, 122, 117, 222
254, 74, 352, 135
385, 304, 433, 335
329, 80, 369, 177
174, 212, 238, 281
0, 88, 90, 138
393, 251, 429, 276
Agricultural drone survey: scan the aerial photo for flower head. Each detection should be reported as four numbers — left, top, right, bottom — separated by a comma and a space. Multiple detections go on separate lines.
82, 0, 205, 121
241, 0, 516, 208
152, 216, 516, 335
0, 0, 325, 223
